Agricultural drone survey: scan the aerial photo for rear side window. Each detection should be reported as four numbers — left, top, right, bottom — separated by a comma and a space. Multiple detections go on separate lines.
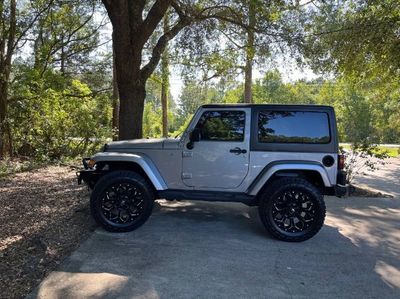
195, 111, 245, 141
258, 111, 330, 144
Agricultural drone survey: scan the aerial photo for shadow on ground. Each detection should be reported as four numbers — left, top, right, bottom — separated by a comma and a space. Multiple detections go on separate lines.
29, 197, 400, 299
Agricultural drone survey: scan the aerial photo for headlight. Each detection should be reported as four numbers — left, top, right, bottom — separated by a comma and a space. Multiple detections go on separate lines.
88, 159, 96, 169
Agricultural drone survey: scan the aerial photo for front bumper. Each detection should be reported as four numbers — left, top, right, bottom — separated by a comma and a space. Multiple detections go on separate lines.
77, 158, 104, 189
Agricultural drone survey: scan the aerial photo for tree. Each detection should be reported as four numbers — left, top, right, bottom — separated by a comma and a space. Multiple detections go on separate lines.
3, 1, 114, 158
0, 0, 16, 157
301, 0, 400, 80
175, 0, 305, 105
32, 0, 106, 77
0, 0, 56, 158
101, 1, 181, 140
102, 0, 273, 140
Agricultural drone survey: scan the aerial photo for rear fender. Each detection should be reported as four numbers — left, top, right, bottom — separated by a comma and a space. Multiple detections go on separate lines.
247, 162, 332, 196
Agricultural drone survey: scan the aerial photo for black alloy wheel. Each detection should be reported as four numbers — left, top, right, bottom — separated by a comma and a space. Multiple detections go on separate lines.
100, 182, 145, 225
270, 189, 317, 234
259, 178, 326, 242
90, 171, 154, 232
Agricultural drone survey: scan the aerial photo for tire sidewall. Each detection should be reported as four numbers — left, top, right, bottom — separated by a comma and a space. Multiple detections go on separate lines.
259, 179, 326, 242
90, 171, 154, 232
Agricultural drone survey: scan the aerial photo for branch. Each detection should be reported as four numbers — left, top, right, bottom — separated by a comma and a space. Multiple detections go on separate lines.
63, 87, 112, 98
5, 0, 16, 66
216, 28, 245, 49
12, 0, 55, 51
141, 17, 190, 80
139, 0, 172, 46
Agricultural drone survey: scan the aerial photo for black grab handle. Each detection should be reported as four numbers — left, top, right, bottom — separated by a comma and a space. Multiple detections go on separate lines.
230, 147, 247, 154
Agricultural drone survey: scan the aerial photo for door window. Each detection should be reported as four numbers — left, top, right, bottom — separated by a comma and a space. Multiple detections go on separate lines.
195, 111, 245, 141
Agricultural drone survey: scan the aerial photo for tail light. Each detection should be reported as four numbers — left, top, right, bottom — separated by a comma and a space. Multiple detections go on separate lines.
338, 154, 345, 170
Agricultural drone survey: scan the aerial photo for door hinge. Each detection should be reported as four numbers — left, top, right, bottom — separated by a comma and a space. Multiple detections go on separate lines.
182, 173, 192, 179
182, 151, 193, 158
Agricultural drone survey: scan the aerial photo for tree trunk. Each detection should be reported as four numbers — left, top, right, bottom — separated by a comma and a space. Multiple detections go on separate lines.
160, 76, 168, 138
244, 55, 253, 103
244, 0, 255, 104
161, 13, 169, 138
112, 27, 145, 140
60, 42, 65, 75
117, 80, 146, 140
102, 0, 189, 140
107, 2, 149, 140
111, 37, 119, 140
0, 0, 16, 158
0, 84, 9, 158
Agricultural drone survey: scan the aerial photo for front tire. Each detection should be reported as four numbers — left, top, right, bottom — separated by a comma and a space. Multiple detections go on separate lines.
259, 178, 326, 242
90, 171, 155, 232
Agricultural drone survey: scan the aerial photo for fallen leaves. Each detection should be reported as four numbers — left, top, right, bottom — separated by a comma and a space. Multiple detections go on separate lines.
0, 166, 97, 299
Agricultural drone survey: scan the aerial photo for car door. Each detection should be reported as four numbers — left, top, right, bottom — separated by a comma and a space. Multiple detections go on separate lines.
182, 109, 250, 189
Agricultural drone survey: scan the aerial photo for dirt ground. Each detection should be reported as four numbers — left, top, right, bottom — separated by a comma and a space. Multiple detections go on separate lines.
0, 166, 96, 299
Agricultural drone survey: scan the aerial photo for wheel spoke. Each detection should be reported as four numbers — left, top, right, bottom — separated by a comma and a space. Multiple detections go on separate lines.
99, 182, 145, 225
270, 188, 318, 234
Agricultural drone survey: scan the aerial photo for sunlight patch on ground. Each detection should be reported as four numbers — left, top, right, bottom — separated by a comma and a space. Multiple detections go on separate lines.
0, 234, 23, 251
37, 272, 130, 298
326, 206, 400, 258
157, 199, 194, 208
375, 261, 400, 289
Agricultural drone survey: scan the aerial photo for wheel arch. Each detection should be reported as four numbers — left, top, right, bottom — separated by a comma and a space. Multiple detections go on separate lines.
247, 162, 332, 196
92, 152, 167, 191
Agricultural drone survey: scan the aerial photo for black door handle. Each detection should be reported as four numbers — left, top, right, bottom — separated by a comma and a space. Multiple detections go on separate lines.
230, 147, 247, 154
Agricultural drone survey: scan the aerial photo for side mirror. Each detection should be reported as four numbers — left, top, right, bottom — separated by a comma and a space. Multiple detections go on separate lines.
187, 128, 200, 149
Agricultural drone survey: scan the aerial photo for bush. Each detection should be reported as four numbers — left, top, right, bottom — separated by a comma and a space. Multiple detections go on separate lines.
9, 69, 112, 161
342, 142, 388, 184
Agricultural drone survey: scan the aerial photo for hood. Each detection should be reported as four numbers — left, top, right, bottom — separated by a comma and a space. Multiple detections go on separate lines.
105, 138, 180, 151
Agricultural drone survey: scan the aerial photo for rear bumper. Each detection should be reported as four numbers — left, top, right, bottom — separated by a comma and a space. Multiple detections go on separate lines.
337, 170, 347, 186
325, 170, 348, 197
334, 185, 348, 197
335, 170, 348, 197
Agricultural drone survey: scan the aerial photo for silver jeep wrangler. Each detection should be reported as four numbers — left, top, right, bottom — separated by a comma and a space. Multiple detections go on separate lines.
78, 104, 347, 242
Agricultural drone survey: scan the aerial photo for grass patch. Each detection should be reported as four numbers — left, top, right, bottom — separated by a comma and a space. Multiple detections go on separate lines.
376, 146, 399, 157
340, 144, 399, 157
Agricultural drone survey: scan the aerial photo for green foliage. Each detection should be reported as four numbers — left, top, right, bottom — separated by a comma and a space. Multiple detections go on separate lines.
9, 68, 112, 161
177, 69, 400, 145
142, 102, 162, 138
32, 0, 103, 75
301, 0, 400, 80
0, 0, 398, 165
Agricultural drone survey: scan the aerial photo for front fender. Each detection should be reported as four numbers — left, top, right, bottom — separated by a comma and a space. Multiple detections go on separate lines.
247, 162, 333, 196
92, 152, 168, 190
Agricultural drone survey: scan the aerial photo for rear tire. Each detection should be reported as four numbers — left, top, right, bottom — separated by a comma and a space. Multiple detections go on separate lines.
90, 171, 155, 232
259, 178, 326, 242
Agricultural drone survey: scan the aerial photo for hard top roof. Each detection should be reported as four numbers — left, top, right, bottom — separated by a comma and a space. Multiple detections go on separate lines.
201, 103, 334, 110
